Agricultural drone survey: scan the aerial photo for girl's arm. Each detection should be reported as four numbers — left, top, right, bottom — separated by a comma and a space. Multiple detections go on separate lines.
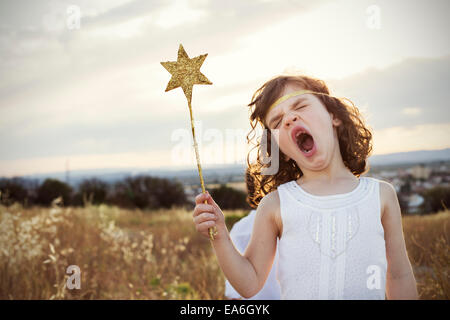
193, 191, 279, 298
380, 181, 418, 299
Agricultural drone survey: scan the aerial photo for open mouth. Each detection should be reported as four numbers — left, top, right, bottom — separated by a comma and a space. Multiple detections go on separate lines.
291, 126, 316, 157
296, 132, 314, 153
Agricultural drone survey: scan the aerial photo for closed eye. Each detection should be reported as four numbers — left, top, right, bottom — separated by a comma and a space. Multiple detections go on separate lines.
273, 105, 307, 128
295, 104, 307, 111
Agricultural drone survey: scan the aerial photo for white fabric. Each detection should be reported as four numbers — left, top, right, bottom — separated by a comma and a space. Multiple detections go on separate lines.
276, 177, 387, 299
225, 210, 282, 300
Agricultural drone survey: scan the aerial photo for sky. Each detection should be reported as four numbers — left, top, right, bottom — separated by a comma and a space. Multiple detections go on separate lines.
0, 0, 449, 177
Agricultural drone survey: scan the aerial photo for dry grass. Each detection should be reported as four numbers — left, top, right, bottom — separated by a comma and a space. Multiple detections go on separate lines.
0, 202, 448, 300
402, 210, 449, 299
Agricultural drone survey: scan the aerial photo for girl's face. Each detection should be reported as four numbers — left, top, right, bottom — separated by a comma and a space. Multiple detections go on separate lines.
265, 83, 342, 172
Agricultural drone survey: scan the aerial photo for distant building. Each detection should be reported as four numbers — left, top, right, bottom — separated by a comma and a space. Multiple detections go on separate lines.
431, 176, 443, 184
410, 164, 431, 180
397, 168, 409, 178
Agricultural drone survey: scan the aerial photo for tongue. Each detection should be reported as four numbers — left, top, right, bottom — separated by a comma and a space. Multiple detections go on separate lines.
301, 135, 314, 151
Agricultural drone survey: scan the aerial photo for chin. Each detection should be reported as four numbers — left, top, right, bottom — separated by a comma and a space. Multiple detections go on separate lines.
295, 153, 328, 171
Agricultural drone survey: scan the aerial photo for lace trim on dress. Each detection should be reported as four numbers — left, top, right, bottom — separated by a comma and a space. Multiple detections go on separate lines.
284, 177, 373, 211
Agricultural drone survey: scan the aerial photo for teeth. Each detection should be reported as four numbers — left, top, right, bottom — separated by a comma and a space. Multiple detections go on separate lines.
294, 129, 314, 154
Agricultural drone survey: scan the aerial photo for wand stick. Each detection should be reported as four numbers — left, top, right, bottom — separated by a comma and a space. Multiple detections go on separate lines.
187, 100, 217, 240
161, 44, 216, 240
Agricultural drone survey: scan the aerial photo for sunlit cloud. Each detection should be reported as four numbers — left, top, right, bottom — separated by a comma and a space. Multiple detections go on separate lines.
0, 150, 171, 177
88, 15, 147, 38
153, 0, 207, 29
373, 123, 450, 155
401, 107, 422, 116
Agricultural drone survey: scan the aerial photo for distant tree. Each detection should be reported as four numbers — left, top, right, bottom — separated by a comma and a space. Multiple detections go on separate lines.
154, 178, 188, 209
0, 177, 29, 206
210, 184, 250, 210
421, 186, 450, 214
110, 175, 187, 209
398, 194, 410, 215
36, 179, 73, 206
400, 176, 412, 195
73, 178, 109, 206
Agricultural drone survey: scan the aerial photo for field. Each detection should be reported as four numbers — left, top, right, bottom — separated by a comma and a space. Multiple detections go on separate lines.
0, 203, 448, 300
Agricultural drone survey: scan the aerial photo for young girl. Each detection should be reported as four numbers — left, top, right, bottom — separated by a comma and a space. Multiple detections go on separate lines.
193, 74, 418, 300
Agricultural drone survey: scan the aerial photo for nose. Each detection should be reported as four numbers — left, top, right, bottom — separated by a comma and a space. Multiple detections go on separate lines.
284, 112, 298, 128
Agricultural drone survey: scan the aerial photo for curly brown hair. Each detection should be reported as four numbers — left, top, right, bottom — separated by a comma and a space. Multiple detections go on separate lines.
246, 74, 373, 207
244, 166, 259, 209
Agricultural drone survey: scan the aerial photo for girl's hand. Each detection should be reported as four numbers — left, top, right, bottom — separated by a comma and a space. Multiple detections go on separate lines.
193, 191, 227, 240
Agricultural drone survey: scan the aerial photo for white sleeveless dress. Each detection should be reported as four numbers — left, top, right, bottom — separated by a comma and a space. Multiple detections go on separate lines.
276, 176, 387, 300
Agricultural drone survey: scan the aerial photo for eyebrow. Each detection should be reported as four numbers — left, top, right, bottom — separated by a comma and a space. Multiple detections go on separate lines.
267, 96, 308, 128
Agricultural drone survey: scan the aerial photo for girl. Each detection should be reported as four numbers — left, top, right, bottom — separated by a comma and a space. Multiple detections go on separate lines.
193, 74, 418, 300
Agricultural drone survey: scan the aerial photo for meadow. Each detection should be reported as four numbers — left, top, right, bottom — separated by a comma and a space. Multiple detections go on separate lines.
0, 201, 448, 300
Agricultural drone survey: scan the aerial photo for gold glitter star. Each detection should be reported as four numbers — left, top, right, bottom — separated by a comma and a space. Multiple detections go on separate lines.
160, 44, 212, 105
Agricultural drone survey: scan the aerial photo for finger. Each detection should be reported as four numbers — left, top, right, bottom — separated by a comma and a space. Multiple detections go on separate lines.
196, 220, 216, 233
193, 203, 215, 217
195, 192, 209, 205
193, 212, 217, 225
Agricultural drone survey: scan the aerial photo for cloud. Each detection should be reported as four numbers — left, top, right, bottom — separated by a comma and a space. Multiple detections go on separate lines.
326, 55, 450, 130
0, 149, 172, 177
0, 0, 327, 94
373, 123, 450, 155
401, 107, 421, 116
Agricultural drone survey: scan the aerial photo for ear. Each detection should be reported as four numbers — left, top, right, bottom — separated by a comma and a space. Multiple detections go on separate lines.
331, 113, 342, 127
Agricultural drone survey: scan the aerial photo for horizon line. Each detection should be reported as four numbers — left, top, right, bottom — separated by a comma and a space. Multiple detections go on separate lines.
1, 147, 449, 179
